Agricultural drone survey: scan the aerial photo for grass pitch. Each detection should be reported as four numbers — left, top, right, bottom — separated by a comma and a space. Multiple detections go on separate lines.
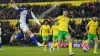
0, 46, 100, 56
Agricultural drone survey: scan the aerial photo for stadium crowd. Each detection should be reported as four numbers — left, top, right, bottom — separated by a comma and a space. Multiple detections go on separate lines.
0, 0, 69, 3
0, 2, 100, 19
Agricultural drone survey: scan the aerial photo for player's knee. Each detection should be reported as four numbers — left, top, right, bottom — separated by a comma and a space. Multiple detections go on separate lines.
66, 37, 72, 42
95, 40, 98, 43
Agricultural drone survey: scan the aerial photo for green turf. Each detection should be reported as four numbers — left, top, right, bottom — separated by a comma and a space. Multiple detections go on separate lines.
0, 46, 100, 56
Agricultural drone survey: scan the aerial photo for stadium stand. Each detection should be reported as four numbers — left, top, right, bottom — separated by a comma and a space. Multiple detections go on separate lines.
0, 1, 100, 19
0, 0, 96, 3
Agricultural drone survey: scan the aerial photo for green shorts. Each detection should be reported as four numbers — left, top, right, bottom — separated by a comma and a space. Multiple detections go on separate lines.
52, 35, 58, 40
42, 36, 49, 40
88, 34, 98, 41
58, 30, 70, 40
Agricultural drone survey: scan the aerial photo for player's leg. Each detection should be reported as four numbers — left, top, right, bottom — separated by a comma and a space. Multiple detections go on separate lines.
50, 31, 63, 53
20, 23, 43, 46
52, 35, 58, 50
83, 34, 92, 52
93, 34, 98, 53
52, 35, 58, 45
65, 32, 74, 56
42, 36, 48, 51
10, 33, 24, 43
27, 30, 43, 46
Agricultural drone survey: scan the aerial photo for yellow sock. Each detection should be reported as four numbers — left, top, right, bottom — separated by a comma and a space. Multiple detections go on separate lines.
52, 43, 58, 48
44, 44, 47, 49
69, 42, 72, 52
42, 42, 44, 45
94, 43, 98, 52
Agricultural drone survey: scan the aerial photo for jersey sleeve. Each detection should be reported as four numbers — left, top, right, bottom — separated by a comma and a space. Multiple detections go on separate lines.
13, 2, 19, 10
56, 16, 61, 21
31, 12, 41, 25
87, 21, 92, 26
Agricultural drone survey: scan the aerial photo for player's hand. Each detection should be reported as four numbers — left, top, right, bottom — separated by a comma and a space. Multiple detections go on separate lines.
86, 31, 89, 34
37, 23, 41, 27
10, 0, 14, 3
72, 30, 76, 34
48, 16, 52, 20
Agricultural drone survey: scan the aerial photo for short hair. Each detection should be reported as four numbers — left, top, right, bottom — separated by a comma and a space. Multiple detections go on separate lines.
43, 20, 48, 24
26, 4, 31, 10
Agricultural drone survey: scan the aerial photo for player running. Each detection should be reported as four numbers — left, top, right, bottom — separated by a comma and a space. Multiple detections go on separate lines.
83, 17, 100, 53
40, 20, 50, 51
10, 0, 43, 46
50, 21, 59, 50
49, 9, 75, 56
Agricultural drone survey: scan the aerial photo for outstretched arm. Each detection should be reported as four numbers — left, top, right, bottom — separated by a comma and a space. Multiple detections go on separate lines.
69, 25, 75, 33
10, 0, 19, 10
48, 16, 57, 22
31, 11, 41, 26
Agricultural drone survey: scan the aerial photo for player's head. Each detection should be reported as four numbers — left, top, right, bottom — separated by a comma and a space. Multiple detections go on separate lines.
26, 4, 32, 12
92, 17, 98, 22
43, 20, 48, 25
63, 9, 68, 17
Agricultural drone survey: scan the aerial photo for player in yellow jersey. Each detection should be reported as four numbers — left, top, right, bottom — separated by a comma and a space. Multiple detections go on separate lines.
49, 9, 75, 56
83, 17, 100, 53
40, 20, 50, 51
50, 21, 59, 50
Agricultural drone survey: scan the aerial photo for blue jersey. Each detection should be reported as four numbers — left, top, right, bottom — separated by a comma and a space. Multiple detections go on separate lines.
18, 8, 31, 24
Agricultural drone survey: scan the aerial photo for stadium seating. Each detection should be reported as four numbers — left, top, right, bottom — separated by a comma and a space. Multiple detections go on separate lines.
0, 1, 100, 19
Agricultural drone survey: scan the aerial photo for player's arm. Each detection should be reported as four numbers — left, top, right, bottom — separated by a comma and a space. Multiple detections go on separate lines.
97, 24, 100, 30
39, 26, 42, 35
68, 25, 75, 33
48, 16, 57, 22
85, 25, 89, 33
10, 0, 19, 10
31, 12, 41, 26
86, 21, 91, 33
48, 25, 51, 35
50, 26, 53, 35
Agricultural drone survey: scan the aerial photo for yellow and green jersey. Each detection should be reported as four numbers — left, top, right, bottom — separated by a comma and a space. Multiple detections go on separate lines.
40, 24, 50, 36
51, 25, 58, 35
56, 15, 69, 32
87, 20, 99, 34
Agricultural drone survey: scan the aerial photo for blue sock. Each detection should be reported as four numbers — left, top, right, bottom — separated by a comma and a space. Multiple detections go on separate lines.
30, 35, 38, 44
0, 43, 2, 48
15, 33, 24, 40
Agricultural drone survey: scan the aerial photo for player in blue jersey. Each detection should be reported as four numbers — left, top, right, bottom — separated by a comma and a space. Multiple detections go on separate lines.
10, 0, 43, 46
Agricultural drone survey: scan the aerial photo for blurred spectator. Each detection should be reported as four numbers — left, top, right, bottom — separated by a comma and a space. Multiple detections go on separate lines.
0, 2, 100, 19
